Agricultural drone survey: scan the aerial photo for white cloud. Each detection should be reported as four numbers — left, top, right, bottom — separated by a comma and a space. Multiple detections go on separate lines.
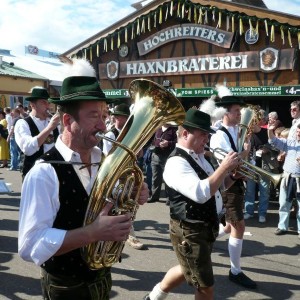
264, 0, 300, 16
0, 0, 298, 57
0, 0, 137, 55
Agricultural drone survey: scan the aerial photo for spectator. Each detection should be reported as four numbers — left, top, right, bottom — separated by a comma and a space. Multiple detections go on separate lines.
16, 104, 29, 118
7, 109, 22, 171
4, 107, 12, 134
0, 111, 9, 168
268, 123, 300, 238
288, 100, 300, 139
266, 111, 283, 130
147, 124, 178, 205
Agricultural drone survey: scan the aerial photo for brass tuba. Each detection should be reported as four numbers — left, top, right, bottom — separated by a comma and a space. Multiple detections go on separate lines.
81, 79, 185, 270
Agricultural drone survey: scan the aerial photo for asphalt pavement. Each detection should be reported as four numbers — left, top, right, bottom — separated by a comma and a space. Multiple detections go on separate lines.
0, 167, 299, 300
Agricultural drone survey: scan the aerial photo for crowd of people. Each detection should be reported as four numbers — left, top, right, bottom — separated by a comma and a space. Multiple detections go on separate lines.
0, 58, 299, 300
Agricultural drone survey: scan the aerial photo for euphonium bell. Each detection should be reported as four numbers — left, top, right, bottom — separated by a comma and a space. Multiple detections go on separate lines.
81, 79, 185, 270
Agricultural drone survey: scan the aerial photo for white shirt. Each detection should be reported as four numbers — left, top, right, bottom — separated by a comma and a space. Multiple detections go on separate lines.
14, 114, 55, 156
163, 144, 223, 214
288, 117, 300, 139
210, 124, 239, 160
102, 128, 120, 156
18, 136, 102, 266
6, 114, 13, 132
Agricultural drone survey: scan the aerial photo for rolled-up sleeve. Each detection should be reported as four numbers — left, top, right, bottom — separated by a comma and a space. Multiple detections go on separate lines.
14, 119, 40, 155
163, 156, 211, 203
18, 162, 67, 266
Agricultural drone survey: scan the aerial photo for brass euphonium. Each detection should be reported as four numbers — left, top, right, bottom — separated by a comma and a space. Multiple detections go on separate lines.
81, 79, 185, 270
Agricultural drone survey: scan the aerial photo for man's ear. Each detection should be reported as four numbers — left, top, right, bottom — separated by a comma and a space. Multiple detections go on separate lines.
183, 128, 189, 139
63, 113, 73, 129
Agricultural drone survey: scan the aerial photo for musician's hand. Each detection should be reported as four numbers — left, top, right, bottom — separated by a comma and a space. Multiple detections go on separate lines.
90, 203, 132, 241
137, 182, 149, 205
47, 113, 60, 131
243, 138, 251, 153
220, 151, 240, 172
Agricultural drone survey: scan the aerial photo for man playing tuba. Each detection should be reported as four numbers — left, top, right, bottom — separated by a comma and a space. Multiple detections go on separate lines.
18, 59, 149, 300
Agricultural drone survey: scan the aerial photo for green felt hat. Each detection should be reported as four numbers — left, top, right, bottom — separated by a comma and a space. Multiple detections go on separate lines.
25, 88, 50, 102
48, 76, 111, 104
183, 108, 215, 134
111, 103, 130, 116
215, 95, 246, 107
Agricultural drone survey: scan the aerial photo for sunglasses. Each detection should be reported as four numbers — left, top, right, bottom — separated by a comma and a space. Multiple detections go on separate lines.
290, 107, 298, 112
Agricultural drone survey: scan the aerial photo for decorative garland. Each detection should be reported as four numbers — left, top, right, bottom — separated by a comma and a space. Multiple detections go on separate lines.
73, 0, 300, 59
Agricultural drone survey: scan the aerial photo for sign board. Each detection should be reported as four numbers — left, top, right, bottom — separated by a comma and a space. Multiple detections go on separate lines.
137, 24, 234, 55
103, 85, 300, 98
25, 45, 60, 59
99, 48, 295, 80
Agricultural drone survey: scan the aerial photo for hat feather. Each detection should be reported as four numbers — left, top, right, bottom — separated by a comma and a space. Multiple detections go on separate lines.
62, 58, 96, 78
215, 84, 232, 98
199, 95, 217, 116
199, 95, 227, 122
28, 86, 45, 93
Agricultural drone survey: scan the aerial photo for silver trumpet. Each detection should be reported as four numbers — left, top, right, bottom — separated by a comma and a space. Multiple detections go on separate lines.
47, 105, 61, 118
206, 146, 282, 187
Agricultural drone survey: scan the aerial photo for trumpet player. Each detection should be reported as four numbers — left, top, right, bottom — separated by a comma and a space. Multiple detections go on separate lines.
144, 109, 241, 300
268, 123, 300, 238
14, 87, 60, 179
209, 95, 257, 289
18, 61, 149, 300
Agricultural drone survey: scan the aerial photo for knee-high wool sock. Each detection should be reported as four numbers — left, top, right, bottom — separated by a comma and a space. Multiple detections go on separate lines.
149, 283, 168, 300
228, 236, 243, 275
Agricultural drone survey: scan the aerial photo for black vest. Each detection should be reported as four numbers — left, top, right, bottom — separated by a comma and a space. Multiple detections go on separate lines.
218, 126, 244, 190
40, 147, 105, 280
22, 117, 59, 178
167, 148, 218, 229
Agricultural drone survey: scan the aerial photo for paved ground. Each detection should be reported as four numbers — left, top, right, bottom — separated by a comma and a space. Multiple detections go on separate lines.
0, 167, 299, 300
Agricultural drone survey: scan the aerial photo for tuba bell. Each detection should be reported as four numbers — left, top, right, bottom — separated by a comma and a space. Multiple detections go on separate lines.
81, 79, 185, 270
237, 105, 263, 153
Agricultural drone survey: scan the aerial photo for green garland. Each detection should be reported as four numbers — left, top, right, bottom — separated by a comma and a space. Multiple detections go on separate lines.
73, 0, 300, 59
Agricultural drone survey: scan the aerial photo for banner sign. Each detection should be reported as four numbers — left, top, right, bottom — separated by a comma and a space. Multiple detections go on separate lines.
103, 85, 300, 98
103, 89, 129, 98
176, 85, 300, 97
25, 45, 60, 59
137, 24, 234, 55
99, 48, 295, 80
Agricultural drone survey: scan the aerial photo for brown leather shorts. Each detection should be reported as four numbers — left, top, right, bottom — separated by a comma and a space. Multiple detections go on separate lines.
170, 219, 215, 289
223, 183, 245, 223
41, 268, 112, 300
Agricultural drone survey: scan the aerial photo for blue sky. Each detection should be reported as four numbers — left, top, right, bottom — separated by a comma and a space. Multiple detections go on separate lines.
0, 0, 299, 56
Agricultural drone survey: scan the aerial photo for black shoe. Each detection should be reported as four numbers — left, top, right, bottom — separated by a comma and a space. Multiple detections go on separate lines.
143, 294, 150, 300
147, 198, 158, 203
229, 270, 257, 289
274, 228, 287, 235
